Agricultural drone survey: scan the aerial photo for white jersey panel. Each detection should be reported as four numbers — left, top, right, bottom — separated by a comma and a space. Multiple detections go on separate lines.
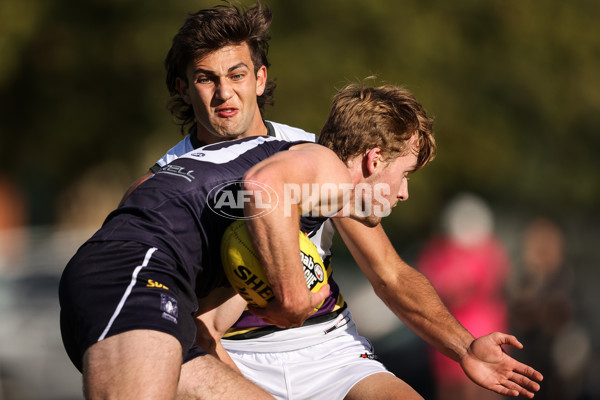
310, 220, 334, 260
180, 136, 282, 164
154, 120, 316, 168
269, 121, 316, 142
155, 136, 195, 168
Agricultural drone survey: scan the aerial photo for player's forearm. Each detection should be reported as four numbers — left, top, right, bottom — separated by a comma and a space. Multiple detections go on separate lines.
194, 291, 245, 373
242, 179, 310, 312
241, 147, 348, 322
246, 216, 306, 301
194, 324, 241, 373
335, 218, 474, 362
214, 342, 242, 373
195, 289, 244, 348
374, 266, 475, 363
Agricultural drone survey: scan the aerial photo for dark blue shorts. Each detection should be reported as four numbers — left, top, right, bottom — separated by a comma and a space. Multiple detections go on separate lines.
59, 240, 205, 372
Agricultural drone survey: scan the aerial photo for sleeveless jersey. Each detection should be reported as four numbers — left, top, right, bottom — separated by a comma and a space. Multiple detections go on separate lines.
89, 136, 304, 297
146, 122, 346, 336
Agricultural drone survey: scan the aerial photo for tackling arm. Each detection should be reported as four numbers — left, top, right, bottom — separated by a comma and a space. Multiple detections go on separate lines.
242, 143, 345, 328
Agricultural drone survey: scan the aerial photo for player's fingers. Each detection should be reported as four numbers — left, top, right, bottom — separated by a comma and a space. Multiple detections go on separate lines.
490, 332, 523, 349
246, 305, 267, 320
512, 363, 544, 386
498, 379, 534, 399
310, 283, 330, 308
246, 305, 282, 327
242, 305, 306, 328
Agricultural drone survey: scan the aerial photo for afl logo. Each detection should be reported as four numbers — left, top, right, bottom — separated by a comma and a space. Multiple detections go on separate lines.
207, 180, 279, 220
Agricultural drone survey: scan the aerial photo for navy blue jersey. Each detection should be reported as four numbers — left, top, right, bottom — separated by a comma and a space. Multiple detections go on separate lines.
88, 136, 315, 298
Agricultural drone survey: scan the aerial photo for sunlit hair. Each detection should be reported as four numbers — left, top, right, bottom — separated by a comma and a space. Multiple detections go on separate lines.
318, 82, 436, 170
165, 1, 275, 134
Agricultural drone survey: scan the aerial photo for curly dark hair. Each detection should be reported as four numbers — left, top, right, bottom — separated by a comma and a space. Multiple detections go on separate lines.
165, 1, 276, 135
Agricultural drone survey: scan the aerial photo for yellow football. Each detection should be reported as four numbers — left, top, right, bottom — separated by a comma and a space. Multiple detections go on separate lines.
221, 219, 328, 309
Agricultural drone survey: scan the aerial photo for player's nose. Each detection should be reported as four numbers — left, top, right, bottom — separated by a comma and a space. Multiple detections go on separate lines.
397, 180, 409, 202
215, 78, 234, 101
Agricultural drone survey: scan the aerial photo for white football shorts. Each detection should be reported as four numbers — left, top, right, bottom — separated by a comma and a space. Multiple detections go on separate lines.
222, 309, 392, 400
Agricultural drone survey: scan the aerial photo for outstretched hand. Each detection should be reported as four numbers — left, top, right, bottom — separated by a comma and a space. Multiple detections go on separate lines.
248, 284, 330, 328
461, 332, 543, 398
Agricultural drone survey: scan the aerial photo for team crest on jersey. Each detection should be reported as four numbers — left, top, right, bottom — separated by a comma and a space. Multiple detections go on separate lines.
160, 293, 178, 324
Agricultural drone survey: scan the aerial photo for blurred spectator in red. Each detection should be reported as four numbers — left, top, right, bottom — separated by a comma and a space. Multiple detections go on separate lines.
509, 217, 590, 400
418, 193, 509, 400
0, 176, 26, 272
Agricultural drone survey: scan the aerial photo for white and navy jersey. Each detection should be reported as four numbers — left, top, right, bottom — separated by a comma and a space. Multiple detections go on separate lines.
150, 121, 333, 263
141, 122, 344, 335
151, 121, 316, 172
88, 136, 309, 297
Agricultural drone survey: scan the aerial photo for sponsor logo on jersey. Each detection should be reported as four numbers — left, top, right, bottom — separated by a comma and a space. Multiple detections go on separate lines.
146, 279, 169, 290
359, 352, 379, 361
156, 165, 195, 182
300, 251, 325, 290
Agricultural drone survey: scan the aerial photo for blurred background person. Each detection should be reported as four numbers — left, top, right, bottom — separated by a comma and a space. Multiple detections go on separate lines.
509, 216, 591, 400
0, 176, 26, 272
417, 193, 510, 400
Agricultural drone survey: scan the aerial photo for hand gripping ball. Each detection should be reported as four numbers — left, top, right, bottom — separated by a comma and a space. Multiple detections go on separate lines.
221, 219, 328, 309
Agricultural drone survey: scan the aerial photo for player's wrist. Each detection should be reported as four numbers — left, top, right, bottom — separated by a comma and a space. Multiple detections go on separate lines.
276, 285, 311, 311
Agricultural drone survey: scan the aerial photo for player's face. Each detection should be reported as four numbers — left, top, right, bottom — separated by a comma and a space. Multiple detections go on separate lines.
178, 43, 267, 144
353, 141, 418, 227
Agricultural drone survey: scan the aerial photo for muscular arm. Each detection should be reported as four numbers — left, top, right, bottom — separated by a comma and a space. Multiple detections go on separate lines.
334, 217, 542, 398
242, 143, 345, 328
335, 218, 473, 361
193, 145, 347, 364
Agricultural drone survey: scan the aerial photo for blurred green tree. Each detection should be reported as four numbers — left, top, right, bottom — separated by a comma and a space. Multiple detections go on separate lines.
1, 0, 598, 228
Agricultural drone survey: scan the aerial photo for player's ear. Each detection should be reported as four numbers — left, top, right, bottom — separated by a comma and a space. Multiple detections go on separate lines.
255, 65, 267, 96
363, 148, 383, 176
176, 77, 192, 104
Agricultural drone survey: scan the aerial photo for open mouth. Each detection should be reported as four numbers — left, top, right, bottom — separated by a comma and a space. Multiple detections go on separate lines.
216, 107, 237, 118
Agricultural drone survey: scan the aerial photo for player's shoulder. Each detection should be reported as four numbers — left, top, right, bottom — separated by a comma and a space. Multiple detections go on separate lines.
176, 136, 292, 166
267, 120, 316, 143
156, 135, 194, 167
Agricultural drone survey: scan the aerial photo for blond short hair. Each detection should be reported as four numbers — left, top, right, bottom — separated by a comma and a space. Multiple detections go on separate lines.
318, 83, 436, 170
